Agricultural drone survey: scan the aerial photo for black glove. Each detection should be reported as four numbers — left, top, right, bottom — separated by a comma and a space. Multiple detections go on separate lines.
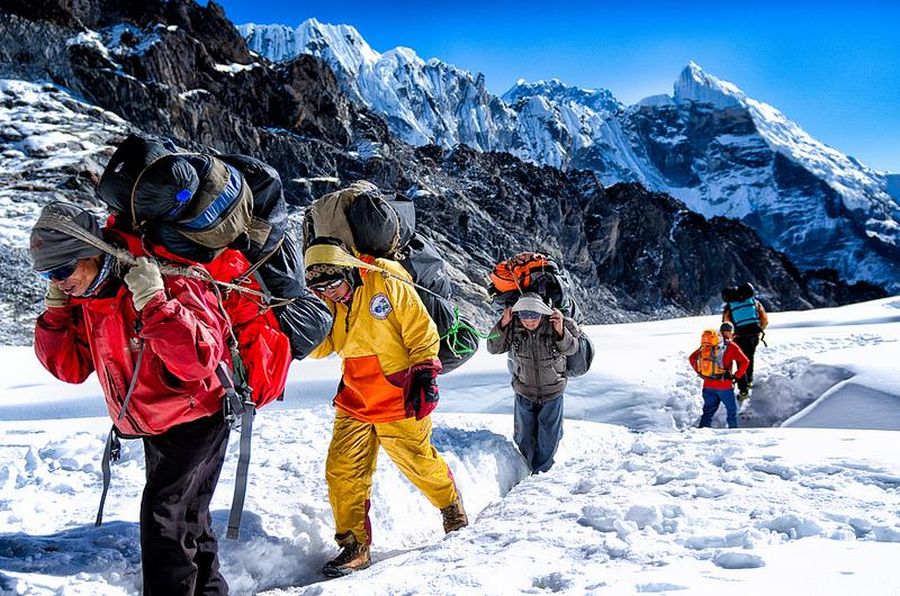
404, 362, 440, 420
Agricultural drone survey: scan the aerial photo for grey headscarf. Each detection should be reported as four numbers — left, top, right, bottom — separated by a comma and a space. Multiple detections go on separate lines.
30, 202, 104, 272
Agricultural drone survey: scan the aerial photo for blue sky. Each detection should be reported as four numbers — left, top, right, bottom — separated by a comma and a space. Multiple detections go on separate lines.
215, 1, 899, 173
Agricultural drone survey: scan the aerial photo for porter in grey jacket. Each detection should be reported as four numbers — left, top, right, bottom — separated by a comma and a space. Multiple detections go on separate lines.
487, 315, 579, 402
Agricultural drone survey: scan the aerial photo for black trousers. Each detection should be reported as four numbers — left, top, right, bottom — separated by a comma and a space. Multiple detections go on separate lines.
141, 413, 230, 595
734, 333, 760, 392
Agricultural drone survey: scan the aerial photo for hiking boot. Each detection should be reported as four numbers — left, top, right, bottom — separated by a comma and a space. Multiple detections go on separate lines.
737, 390, 750, 402
441, 497, 468, 533
322, 535, 370, 578
747, 381, 753, 390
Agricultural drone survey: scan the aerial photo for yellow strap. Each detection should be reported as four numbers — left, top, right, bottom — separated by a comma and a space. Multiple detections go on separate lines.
303, 243, 383, 272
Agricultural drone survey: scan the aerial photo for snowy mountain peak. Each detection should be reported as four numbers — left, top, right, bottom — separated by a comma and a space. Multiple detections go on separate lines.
381, 46, 424, 68
636, 93, 675, 107
674, 61, 744, 108
239, 25, 900, 290
502, 78, 620, 114
238, 19, 379, 79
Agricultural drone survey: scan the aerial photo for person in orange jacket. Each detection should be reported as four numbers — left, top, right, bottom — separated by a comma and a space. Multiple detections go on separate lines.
688, 322, 750, 429
304, 239, 467, 578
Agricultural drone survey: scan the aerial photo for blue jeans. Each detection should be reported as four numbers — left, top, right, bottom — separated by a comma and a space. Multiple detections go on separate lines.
514, 393, 564, 473
698, 388, 738, 429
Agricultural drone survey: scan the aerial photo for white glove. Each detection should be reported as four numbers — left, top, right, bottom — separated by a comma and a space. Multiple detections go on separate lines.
45, 283, 67, 308
124, 257, 165, 311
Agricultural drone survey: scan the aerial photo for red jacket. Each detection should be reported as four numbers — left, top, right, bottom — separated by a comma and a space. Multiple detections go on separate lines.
688, 341, 750, 390
111, 223, 291, 408
35, 275, 230, 437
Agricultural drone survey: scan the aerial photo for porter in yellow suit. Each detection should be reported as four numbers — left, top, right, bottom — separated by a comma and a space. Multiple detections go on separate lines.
305, 240, 467, 578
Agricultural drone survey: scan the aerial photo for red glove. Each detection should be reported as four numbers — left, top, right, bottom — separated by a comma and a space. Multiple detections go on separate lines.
404, 361, 441, 420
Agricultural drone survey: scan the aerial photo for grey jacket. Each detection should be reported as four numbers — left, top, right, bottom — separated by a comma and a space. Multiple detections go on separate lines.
487, 315, 579, 402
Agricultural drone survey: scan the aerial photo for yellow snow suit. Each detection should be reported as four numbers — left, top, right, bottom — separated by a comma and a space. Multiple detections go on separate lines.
306, 245, 459, 545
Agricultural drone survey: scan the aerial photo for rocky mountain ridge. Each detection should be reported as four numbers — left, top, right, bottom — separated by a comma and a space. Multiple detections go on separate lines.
0, 0, 883, 345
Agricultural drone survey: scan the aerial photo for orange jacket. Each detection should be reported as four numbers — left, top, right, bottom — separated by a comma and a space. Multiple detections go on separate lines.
309, 257, 440, 423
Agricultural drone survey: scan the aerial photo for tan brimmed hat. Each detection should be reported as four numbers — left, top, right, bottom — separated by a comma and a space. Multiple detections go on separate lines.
511, 292, 553, 316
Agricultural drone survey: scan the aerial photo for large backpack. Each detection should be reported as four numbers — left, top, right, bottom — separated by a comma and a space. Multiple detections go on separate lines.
489, 252, 557, 294
563, 321, 595, 378
97, 133, 332, 362
490, 252, 592, 376
304, 181, 479, 374
727, 296, 761, 331
488, 252, 580, 319
725, 281, 761, 333
693, 329, 727, 379
303, 180, 415, 257
98, 135, 266, 259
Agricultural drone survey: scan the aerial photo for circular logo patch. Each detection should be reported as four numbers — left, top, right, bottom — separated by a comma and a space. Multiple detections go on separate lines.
369, 293, 393, 320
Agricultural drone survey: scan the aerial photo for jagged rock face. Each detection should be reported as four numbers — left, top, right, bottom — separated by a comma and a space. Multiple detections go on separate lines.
2, 0, 249, 64
240, 20, 525, 155
0, 2, 354, 151
243, 24, 900, 292
0, 80, 129, 344
585, 183, 835, 313
621, 100, 900, 290
0, 0, 886, 345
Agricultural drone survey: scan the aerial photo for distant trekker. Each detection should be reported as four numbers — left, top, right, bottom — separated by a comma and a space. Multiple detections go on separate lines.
722, 282, 768, 401
689, 322, 750, 429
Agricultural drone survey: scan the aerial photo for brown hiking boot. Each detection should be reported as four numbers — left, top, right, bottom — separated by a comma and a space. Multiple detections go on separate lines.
441, 497, 468, 534
322, 533, 371, 578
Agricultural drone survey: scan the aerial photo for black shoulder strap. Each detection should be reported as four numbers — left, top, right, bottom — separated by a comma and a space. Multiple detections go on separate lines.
228, 403, 255, 540
215, 362, 256, 540
95, 425, 121, 527
95, 334, 145, 527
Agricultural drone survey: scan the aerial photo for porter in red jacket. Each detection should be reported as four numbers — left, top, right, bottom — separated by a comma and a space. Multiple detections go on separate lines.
30, 202, 232, 595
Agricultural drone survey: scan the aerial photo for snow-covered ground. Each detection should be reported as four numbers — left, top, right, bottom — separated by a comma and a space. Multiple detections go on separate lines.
1, 297, 899, 594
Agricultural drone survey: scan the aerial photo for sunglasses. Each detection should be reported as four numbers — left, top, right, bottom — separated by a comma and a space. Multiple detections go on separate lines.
310, 278, 346, 293
516, 310, 545, 321
37, 261, 78, 282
